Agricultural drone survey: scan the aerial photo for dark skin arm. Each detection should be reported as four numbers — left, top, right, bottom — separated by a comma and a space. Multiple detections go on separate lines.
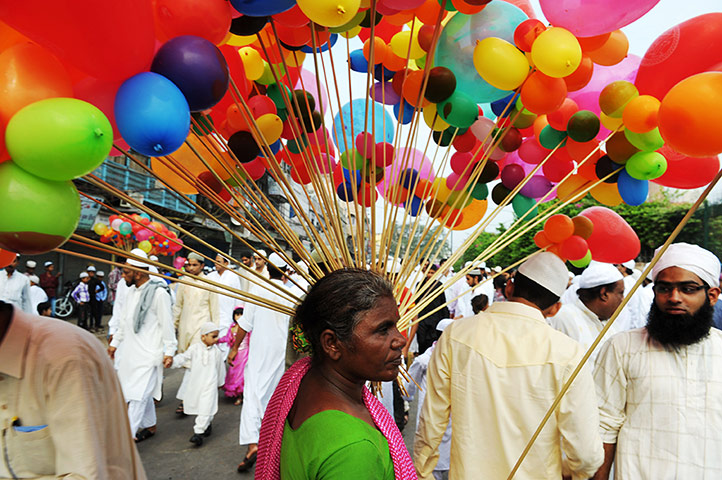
227, 327, 248, 363
592, 443, 616, 480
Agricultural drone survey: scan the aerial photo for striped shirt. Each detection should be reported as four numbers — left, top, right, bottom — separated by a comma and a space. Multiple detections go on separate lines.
71, 282, 90, 303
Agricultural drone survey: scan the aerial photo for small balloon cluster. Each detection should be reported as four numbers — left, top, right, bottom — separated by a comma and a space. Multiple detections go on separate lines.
93, 213, 183, 256
534, 206, 640, 266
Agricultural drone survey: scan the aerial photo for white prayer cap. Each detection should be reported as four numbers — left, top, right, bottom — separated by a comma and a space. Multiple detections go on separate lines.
467, 268, 482, 276
651, 243, 721, 288
464, 261, 473, 268
631, 269, 642, 281
149, 255, 159, 262
436, 318, 454, 332
127, 248, 150, 268
645, 264, 653, 281
25, 260, 36, 268
28, 275, 39, 284
86, 265, 96, 272
44, 261, 53, 267
579, 261, 623, 289
478, 261, 487, 268
268, 252, 287, 269
493, 266, 502, 273
79, 272, 89, 279
517, 252, 568, 297
256, 249, 268, 257
200, 322, 220, 335
187, 252, 204, 262
622, 260, 635, 270
97, 271, 105, 277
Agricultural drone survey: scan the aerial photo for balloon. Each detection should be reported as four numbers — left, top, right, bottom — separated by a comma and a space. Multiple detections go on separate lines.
473, 37, 530, 91
0, 249, 16, 269
653, 145, 720, 190
153, 0, 231, 44
605, 132, 639, 164
115, 72, 191, 157
599, 81, 638, 118
572, 215, 594, 239
624, 128, 664, 152
296, 0, 361, 27
635, 13, 722, 100
137, 240, 152, 253
560, 235, 589, 261
538, 126, 567, 150
580, 206, 640, 263
511, 193, 537, 219
538, 0, 660, 37
0, 0, 155, 81
332, 99, 394, 155
425, 67, 457, 103
556, 174, 590, 202
590, 182, 622, 206
564, 55, 594, 92
587, 30, 628, 66
93, 223, 108, 236
566, 111, 600, 143
569, 250, 592, 268
568, 55, 641, 116
658, 72, 722, 157
514, 19, 546, 52
6, 98, 112, 181
520, 71, 566, 115
500, 164, 525, 189
547, 98, 579, 131
534, 230, 552, 248
296, 69, 329, 114
520, 175, 553, 198
229, 0, 295, 16
0, 162, 80, 253
151, 36, 229, 112
617, 170, 648, 206
378, 147, 435, 200
118, 221, 133, 236
622, 95, 660, 134
625, 151, 667, 180
437, 91, 479, 129
530, 27, 581, 78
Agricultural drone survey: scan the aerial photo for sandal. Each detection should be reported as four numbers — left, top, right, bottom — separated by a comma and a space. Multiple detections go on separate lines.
135, 428, 155, 443
175, 402, 185, 416
234, 398, 242, 406
237, 451, 258, 473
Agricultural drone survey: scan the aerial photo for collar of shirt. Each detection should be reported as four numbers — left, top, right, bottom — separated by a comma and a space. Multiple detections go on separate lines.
573, 296, 606, 324
486, 300, 547, 324
0, 308, 32, 379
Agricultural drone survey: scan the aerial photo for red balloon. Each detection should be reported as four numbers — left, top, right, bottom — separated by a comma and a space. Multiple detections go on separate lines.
534, 230, 552, 248
580, 206, 640, 263
0, 249, 16, 268
652, 145, 720, 189
635, 13, 722, 100
544, 214, 574, 243
153, 0, 232, 45
559, 235, 589, 261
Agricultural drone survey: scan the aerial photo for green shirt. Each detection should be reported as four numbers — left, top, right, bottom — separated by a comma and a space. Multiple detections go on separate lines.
280, 409, 395, 480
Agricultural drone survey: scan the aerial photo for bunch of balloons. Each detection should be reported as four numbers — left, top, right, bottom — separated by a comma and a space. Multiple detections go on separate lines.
93, 213, 183, 256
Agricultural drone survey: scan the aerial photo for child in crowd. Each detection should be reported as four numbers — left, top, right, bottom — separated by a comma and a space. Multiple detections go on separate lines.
168, 322, 226, 447
219, 307, 248, 405
36, 301, 51, 317
471, 293, 489, 314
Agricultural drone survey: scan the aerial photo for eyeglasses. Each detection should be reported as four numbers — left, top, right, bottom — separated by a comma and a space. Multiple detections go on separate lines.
653, 282, 706, 295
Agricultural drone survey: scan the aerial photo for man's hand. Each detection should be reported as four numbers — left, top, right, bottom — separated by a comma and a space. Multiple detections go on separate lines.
163, 356, 173, 368
227, 347, 238, 364
107, 346, 116, 359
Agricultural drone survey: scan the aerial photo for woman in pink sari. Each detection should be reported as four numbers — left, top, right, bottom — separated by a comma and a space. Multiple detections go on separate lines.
219, 307, 249, 405
254, 268, 417, 479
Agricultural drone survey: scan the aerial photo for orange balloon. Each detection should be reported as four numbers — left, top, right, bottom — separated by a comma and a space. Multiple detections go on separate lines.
414, 178, 434, 199
565, 138, 601, 162
622, 94, 660, 134
572, 215, 594, 239
385, 11, 415, 26
415, 0, 446, 25
534, 230, 552, 248
172, 135, 236, 180
452, 199, 488, 230
587, 30, 628, 67
564, 54, 594, 92
0, 20, 28, 51
363, 37, 388, 65
383, 52, 408, 71
556, 174, 590, 202
576, 33, 611, 53
544, 214, 574, 243
402, 70, 431, 108
658, 72, 722, 157
532, 114, 549, 140
443, 208, 464, 229
151, 157, 199, 195
520, 71, 567, 114
451, 0, 487, 15
590, 182, 623, 206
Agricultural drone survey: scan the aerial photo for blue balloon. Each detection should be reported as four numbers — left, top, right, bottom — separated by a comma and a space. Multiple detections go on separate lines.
400, 168, 420, 190
349, 49, 369, 73
393, 100, 414, 125
404, 195, 423, 216
300, 34, 338, 54
374, 64, 395, 82
342, 168, 362, 187
151, 36, 229, 112
336, 182, 357, 201
618, 170, 648, 206
229, 0, 295, 16
491, 93, 517, 117
332, 99, 394, 155
115, 72, 190, 157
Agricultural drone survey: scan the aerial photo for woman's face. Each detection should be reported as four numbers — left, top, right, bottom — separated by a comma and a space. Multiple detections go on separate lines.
338, 296, 406, 383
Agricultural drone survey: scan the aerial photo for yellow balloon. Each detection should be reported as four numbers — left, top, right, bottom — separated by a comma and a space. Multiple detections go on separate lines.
138, 240, 152, 253
452, 199, 488, 230
556, 174, 590, 203
256, 114, 283, 144
239, 47, 264, 81
423, 104, 450, 131
600, 111, 624, 131
341, 25, 362, 39
285, 50, 306, 68
473, 37, 530, 90
590, 181, 622, 206
93, 222, 108, 236
531, 27, 582, 78
297, 0, 361, 28
389, 30, 425, 60
226, 34, 257, 47
431, 177, 452, 203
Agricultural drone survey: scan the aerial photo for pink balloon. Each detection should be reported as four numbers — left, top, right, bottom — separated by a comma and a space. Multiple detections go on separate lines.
567, 54, 641, 117
450, 152, 474, 175
135, 228, 153, 242
470, 117, 496, 142
518, 138, 551, 164
295, 69, 328, 114
446, 172, 471, 191
377, 147, 435, 197
539, 0, 660, 37
173, 257, 186, 269
580, 206, 640, 263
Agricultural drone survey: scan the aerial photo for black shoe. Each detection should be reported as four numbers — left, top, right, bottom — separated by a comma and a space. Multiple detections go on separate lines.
189, 434, 203, 446
202, 424, 212, 437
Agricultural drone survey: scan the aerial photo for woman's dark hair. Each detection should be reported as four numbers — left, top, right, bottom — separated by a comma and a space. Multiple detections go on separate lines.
294, 268, 395, 358
493, 275, 507, 290
471, 294, 489, 314
511, 272, 559, 310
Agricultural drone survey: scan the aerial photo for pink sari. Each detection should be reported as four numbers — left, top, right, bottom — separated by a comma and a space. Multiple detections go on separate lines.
255, 357, 418, 480
219, 328, 249, 397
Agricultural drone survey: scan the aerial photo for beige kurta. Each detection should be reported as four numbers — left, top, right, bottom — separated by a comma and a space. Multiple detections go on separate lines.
172, 275, 213, 353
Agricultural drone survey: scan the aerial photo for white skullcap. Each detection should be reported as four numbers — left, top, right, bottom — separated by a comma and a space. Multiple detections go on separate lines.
44, 261, 53, 267
645, 264, 653, 281
651, 243, 721, 288
517, 252, 568, 297
127, 248, 150, 268
467, 268, 482, 276
97, 271, 105, 276
622, 260, 635, 270
464, 261, 473, 268
200, 322, 220, 335
187, 252, 204, 262
493, 266, 502, 273
478, 261, 487, 268
268, 252, 287, 269
579, 261, 623, 289
436, 318, 454, 332
25, 260, 36, 268
79, 272, 89, 279
149, 255, 159, 261
28, 275, 39, 284
256, 249, 268, 257
86, 265, 96, 272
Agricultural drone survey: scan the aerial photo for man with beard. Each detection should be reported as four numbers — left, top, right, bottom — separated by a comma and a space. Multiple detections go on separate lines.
593, 243, 722, 479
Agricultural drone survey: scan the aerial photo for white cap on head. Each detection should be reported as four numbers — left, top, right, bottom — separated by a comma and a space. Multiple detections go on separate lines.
256, 249, 268, 258
25, 260, 36, 268
28, 275, 40, 284
187, 252, 204, 262
464, 261, 473, 268
622, 259, 635, 270
467, 268, 482, 276
517, 252, 569, 297
127, 248, 150, 268
479, 261, 487, 269
200, 322, 220, 335
79, 272, 89, 279
436, 318, 454, 332
651, 243, 721, 288
149, 255, 159, 262
86, 265, 96, 272
44, 261, 53, 267
97, 271, 105, 277
579, 261, 624, 289
268, 252, 287, 269
493, 266, 502, 273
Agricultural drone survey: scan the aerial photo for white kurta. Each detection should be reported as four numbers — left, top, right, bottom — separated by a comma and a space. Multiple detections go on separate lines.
548, 296, 622, 363
0, 270, 31, 313
172, 275, 213, 353
208, 269, 242, 337
29, 284, 48, 314
110, 280, 177, 402
594, 328, 722, 479
172, 342, 226, 416
108, 279, 129, 337
238, 279, 293, 445
455, 284, 480, 319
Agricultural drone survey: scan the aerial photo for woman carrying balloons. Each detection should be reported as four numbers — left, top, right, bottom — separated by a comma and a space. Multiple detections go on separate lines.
254, 269, 417, 479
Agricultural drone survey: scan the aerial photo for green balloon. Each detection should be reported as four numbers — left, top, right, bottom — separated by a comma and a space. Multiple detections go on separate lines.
624, 127, 664, 152
471, 182, 489, 200
512, 193, 538, 219
566, 110, 600, 142
538, 125, 568, 149
265, 83, 292, 109
511, 106, 537, 129
569, 250, 592, 268
0, 162, 80, 253
340, 149, 365, 170
415, 55, 427, 69
438, 91, 478, 129
625, 151, 668, 180
257, 62, 286, 86
6, 98, 112, 181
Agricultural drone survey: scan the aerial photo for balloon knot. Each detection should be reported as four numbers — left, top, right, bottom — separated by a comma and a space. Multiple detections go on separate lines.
338, 5, 346, 14
153, 144, 164, 153
94, 128, 104, 137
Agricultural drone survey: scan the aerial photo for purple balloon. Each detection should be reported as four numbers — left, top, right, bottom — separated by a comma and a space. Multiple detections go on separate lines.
520, 175, 553, 199
151, 35, 229, 112
369, 82, 401, 106
501, 164, 525, 189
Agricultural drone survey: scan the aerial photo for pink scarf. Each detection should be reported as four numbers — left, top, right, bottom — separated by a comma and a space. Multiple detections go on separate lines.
255, 357, 418, 480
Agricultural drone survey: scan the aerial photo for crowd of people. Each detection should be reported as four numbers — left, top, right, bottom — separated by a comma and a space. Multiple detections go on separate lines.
1, 241, 721, 479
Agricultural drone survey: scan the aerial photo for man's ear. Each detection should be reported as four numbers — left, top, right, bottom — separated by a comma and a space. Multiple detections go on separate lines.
708, 287, 721, 307
504, 277, 515, 299
542, 301, 562, 318
319, 329, 342, 361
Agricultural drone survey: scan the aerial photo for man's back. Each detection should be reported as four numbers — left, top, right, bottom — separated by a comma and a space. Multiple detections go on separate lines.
414, 301, 603, 479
